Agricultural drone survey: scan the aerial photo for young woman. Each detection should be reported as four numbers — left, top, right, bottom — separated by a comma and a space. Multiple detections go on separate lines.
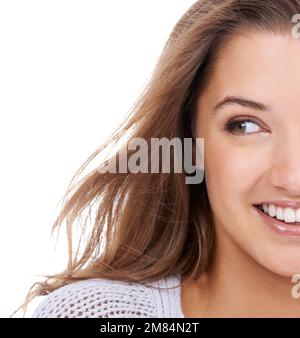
16, 0, 300, 317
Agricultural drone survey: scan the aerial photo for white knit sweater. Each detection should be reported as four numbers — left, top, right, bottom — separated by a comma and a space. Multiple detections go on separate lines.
31, 274, 185, 318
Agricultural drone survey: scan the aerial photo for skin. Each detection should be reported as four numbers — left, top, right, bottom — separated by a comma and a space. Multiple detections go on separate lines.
181, 32, 300, 317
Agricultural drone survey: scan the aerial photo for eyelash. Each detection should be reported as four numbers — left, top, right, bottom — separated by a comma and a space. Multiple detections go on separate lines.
223, 117, 264, 136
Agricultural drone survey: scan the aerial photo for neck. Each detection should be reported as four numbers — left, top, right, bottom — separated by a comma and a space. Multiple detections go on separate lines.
183, 223, 300, 318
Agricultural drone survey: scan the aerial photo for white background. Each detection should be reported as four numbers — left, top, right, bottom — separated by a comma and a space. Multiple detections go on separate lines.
0, 1, 196, 317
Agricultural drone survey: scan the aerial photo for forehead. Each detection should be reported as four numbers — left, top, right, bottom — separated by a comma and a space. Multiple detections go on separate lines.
199, 32, 300, 113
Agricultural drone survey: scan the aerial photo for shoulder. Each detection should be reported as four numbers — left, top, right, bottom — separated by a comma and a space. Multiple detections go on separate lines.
31, 275, 182, 318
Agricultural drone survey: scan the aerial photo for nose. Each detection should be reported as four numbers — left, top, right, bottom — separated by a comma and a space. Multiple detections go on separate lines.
269, 134, 300, 196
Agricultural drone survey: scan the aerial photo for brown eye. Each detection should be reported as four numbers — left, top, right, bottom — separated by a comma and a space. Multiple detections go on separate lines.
225, 119, 261, 135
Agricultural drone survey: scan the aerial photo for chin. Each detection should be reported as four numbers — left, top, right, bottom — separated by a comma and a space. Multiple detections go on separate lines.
261, 256, 300, 278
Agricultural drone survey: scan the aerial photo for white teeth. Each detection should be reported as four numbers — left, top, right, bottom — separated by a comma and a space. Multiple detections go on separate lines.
297, 209, 300, 222
268, 204, 276, 217
276, 207, 284, 221
284, 208, 296, 223
260, 204, 300, 223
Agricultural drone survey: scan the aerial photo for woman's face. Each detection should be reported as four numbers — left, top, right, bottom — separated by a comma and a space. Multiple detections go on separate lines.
195, 32, 300, 277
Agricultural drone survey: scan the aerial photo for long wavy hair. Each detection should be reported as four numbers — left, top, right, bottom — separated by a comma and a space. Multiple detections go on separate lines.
14, 0, 300, 317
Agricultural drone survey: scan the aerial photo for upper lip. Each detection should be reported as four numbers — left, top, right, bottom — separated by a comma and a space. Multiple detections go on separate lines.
255, 201, 300, 209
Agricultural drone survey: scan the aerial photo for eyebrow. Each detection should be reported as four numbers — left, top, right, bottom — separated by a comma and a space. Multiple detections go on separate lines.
213, 96, 270, 114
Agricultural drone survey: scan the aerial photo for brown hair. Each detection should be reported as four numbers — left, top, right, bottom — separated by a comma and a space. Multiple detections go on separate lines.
14, 0, 300, 317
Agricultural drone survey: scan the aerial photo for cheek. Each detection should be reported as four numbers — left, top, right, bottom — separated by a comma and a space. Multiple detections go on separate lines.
204, 137, 266, 210
202, 136, 300, 276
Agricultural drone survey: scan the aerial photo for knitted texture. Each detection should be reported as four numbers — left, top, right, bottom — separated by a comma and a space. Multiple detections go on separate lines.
31, 274, 184, 318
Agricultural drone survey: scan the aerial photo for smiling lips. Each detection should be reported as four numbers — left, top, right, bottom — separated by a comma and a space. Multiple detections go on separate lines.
256, 203, 300, 224
254, 202, 300, 238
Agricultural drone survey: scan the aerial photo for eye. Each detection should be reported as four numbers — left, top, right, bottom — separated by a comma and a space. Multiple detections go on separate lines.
224, 118, 263, 135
